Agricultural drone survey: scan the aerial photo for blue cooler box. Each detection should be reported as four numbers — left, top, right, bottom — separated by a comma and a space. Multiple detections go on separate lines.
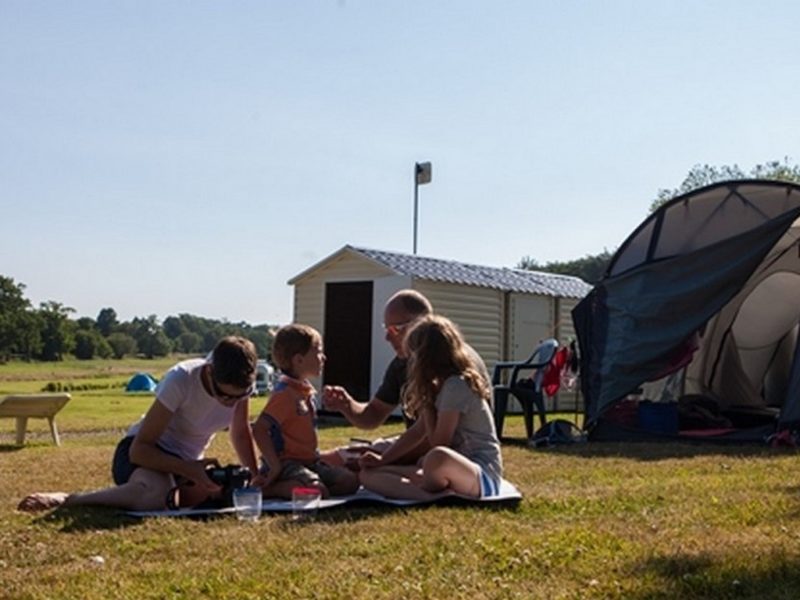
637, 401, 679, 435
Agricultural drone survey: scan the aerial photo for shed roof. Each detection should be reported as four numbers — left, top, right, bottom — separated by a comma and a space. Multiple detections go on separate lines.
290, 245, 591, 298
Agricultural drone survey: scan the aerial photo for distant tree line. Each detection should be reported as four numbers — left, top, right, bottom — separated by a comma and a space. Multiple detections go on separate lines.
518, 158, 800, 285
649, 157, 800, 212
517, 251, 613, 286
0, 275, 275, 362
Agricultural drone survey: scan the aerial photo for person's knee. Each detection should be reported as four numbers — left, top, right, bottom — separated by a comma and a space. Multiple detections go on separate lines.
126, 474, 173, 510
339, 469, 359, 494
319, 448, 345, 467
358, 468, 377, 488
140, 481, 174, 509
422, 446, 453, 471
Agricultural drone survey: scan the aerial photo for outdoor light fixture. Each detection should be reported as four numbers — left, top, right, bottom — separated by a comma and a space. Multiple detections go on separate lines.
413, 161, 432, 255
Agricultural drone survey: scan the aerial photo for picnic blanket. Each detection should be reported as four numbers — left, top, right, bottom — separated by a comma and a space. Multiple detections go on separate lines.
127, 478, 522, 518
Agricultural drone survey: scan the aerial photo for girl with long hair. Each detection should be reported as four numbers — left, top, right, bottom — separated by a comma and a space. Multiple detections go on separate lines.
359, 315, 503, 500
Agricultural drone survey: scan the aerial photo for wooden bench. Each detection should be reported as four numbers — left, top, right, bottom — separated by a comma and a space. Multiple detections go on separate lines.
0, 393, 71, 446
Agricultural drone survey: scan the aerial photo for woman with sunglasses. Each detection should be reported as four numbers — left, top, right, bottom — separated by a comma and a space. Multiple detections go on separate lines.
18, 336, 260, 512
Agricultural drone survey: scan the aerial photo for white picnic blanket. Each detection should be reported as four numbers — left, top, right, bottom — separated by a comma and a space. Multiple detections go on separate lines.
127, 479, 522, 518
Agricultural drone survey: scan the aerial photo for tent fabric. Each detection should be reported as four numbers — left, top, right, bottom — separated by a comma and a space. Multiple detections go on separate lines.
126, 373, 158, 392
574, 180, 800, 435
783, 337, 800, 425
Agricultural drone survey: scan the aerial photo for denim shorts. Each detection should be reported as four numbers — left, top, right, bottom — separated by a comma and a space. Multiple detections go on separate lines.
111, 436, 181, 485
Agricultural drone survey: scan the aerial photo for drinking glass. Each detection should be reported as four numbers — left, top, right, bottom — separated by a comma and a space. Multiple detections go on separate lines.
232, 487, 262, 522
291, 486, 321, 521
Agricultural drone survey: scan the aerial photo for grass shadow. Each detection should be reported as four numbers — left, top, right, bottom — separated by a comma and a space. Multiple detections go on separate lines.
0, 444, 25, 453
32, 506, 144, 533
778, 485, 800, 520
509, 439, 792, 462
623, 551, 800, 599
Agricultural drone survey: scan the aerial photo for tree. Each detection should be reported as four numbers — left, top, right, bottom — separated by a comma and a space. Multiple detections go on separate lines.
517, 251, 614, 286
75, 317, 96, 331
37, 301, 76, 361
107, 332, 138, 359
651, 157, 800, 212
163, 316, 187, 340
142, 330, 172, 358
13, 310, 42, 361
247, 327, 273, 359
175, 331, 202, 354
131, 315, 172, 358
74, 329, 113, 360
96, 308, 118, 337
0, 276, 36, 361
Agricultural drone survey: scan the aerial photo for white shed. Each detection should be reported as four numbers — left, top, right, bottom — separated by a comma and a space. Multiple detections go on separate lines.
288, 245, 592, 400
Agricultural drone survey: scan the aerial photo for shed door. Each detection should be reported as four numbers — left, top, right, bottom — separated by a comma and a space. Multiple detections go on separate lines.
510, 294, 552, 361
323, 281, 373, 401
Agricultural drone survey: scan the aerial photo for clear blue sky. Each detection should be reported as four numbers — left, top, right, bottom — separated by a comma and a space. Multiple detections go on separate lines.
2, 1, 798, 325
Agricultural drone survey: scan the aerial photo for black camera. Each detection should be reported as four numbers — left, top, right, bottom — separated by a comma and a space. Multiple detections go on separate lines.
167, 464, 253, 510
205, 464, 252, 507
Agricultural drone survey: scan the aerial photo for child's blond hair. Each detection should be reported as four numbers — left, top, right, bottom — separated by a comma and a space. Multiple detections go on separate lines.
271, 324, 321, 373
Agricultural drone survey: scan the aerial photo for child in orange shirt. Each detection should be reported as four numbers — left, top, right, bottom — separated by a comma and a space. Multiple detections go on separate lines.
252, 324, 358, 499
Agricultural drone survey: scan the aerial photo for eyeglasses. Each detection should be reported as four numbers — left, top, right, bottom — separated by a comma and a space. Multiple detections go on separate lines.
383, 321, 411, 337
210, 376, 255, 404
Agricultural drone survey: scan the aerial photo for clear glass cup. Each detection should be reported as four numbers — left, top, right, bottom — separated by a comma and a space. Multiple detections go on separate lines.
291, 486, 321, 521
232, 487, 262, 522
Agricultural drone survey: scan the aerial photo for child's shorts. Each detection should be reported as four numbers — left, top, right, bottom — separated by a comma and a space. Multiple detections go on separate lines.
270, 459, 351, 489
478, 468, 501, 498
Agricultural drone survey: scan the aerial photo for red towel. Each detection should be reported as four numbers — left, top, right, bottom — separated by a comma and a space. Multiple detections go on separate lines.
542, 347, 569, 397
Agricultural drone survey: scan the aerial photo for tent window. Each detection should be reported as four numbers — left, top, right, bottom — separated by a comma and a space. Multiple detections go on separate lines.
732, 272, 800, 349
608, 219, 655, 276
655, 191, 770, 258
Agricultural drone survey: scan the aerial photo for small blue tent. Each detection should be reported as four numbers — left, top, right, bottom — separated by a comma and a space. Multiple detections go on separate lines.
126, 373, 158, 392
574, 180, 800, 442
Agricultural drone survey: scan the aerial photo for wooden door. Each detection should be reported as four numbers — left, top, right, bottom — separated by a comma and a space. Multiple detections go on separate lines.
323, 281, 373, 401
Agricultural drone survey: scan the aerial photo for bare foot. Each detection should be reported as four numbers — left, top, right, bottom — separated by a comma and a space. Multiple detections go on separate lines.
17, 492, 69, 512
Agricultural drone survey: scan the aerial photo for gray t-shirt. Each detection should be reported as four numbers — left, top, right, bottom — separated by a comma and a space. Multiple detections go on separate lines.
377, 344, 491, 429
376, 346, 491, 408
435, 375, 502, 481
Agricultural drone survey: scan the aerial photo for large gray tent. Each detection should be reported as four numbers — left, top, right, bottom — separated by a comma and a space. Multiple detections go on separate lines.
573, 180, 800, 442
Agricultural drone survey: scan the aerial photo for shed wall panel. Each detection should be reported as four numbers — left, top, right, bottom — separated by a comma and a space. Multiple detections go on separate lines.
412, 281, 504, 370
508, 293, 554, 362
293, 281, 324, 334
557, 297, 580, 343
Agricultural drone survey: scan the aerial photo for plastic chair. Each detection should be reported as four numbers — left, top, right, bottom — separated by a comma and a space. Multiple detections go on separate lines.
492, 339, 558, 440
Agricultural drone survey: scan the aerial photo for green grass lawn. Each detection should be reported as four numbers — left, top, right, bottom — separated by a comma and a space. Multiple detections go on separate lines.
2, 359, 800, 599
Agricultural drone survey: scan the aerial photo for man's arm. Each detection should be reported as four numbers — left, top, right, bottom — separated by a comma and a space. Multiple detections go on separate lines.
251, 412, 283, 487
129, 400, 220, 494
323, 385, 396, 430
379, 417, 427, 464
229, 398, 258, 474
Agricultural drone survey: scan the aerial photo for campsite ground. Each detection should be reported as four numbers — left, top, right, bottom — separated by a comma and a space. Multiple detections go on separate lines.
2, 359, 800, 599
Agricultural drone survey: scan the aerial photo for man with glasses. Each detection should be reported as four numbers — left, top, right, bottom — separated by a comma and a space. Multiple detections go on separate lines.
323, 290, 432, 431
322, 289, 489, 467
19, 336, 260, 512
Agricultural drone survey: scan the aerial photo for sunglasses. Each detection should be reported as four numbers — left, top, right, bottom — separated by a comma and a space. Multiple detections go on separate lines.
210, 376, 255, 404
383, 321, 412, 337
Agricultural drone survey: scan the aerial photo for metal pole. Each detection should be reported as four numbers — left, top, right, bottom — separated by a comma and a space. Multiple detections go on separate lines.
413, 164, 419, 254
